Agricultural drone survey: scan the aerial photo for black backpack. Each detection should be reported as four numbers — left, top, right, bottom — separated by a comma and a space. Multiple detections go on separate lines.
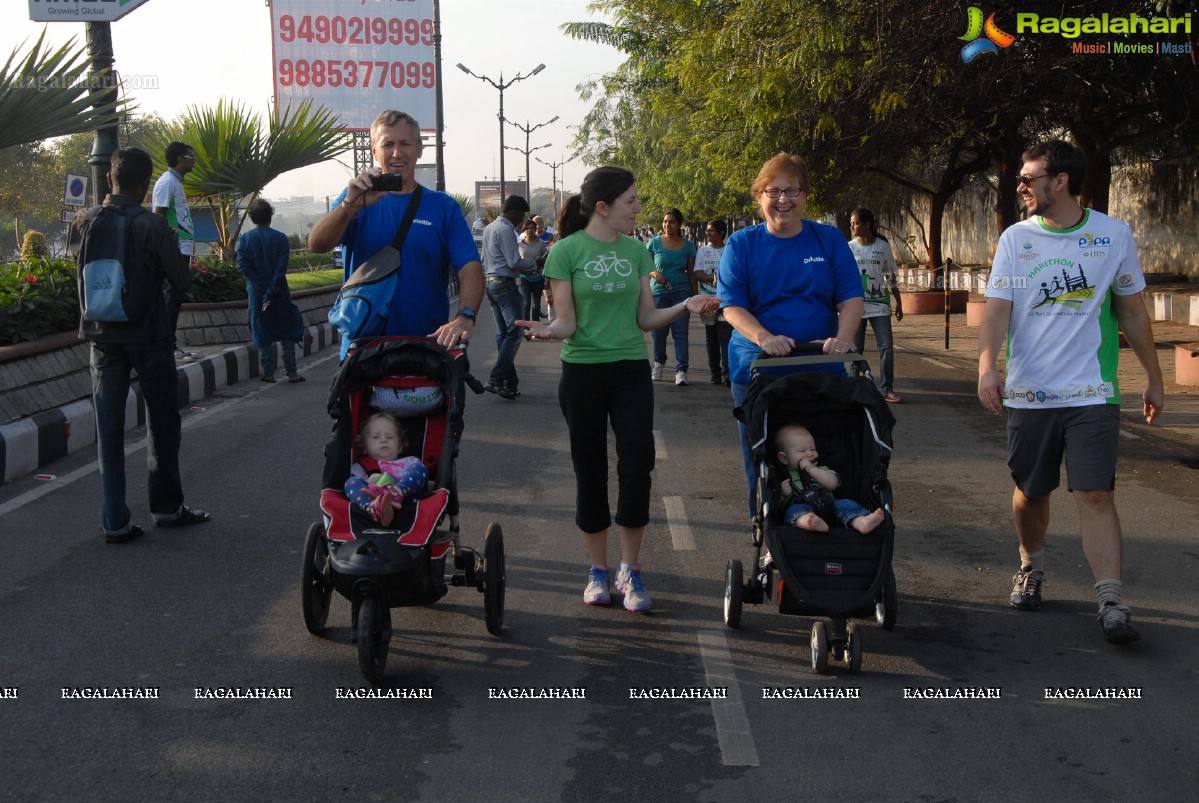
78, 205, 152, 323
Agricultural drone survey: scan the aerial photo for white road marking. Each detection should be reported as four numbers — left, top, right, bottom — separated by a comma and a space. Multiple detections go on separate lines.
0, 352, 339, 519
653, 429, 667, 459
663, 495, 696, 551
697, 630, 760, 767
1119, 429, 1140, 440
922, 357, 956, 370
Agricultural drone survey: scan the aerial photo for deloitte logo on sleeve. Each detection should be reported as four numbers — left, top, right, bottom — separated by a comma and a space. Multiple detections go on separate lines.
959, 7, 1016, 63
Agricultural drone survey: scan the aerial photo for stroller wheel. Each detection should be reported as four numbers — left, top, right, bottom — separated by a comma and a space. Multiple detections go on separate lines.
810, 621, 830, 675
723, 560, 744, 629
845, 623, 863, 674
482, 522, 505, 636
356, 595, 391, 685
876, 567, 898, 630
300, 521, 332, 634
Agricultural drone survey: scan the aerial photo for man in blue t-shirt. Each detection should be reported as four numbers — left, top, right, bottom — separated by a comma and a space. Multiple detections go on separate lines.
309, 110, 483, 353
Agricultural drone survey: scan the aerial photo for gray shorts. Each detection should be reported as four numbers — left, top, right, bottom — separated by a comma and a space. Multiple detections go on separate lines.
1006, 404, 1120, 497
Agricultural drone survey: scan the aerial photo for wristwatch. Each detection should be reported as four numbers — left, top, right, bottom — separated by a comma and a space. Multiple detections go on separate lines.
457, 306, 477, 321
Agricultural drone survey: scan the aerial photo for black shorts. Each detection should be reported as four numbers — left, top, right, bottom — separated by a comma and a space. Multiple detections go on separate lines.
1006, 405, 1120, 497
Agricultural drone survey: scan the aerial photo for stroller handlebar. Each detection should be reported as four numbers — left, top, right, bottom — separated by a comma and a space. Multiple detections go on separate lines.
750, 342, 870, 372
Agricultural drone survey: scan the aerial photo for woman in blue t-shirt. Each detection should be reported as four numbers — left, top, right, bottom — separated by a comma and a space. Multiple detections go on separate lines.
646, 208, 697, 385
716, 153, 864, 515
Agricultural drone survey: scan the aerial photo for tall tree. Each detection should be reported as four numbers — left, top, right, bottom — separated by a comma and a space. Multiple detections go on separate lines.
569, 0, 1198, 265
0, 142, 61, 253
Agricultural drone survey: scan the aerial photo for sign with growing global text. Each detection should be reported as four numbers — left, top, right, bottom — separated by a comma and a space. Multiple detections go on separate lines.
270, 0, 437, 132
28, 0, 152, 22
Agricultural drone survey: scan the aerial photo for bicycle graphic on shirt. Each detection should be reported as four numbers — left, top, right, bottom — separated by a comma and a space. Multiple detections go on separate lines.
583, 252, 634, 279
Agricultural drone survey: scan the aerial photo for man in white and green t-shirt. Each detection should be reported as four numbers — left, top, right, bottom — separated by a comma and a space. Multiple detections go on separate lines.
978, 139, 1164, 646
153, 141, 196, 359
849, 208, 903, 402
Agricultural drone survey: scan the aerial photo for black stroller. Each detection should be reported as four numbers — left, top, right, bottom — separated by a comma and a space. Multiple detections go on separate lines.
300, 336, 504, 684
723, 348, 897, 674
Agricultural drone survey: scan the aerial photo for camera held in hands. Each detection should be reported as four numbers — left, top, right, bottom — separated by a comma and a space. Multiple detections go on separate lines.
370, 173, 406, 192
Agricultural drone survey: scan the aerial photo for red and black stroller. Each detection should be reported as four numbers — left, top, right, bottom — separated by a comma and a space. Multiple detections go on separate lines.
723, 348, 898, 674
300, 336, 504, 684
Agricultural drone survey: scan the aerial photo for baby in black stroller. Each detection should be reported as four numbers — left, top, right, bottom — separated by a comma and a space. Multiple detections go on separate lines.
301, 336, 504, 684
774, 422, 886, 534
723, 352, 898, 675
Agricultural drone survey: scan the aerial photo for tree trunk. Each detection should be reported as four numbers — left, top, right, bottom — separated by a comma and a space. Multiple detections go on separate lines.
1082, 148, 1112, 213
1070, 128, 1112, 213
927, 191, 946, 274
991, 130, 1024, 236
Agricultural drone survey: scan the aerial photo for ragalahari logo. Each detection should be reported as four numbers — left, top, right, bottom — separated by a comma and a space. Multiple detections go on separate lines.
959, 6, 1016, 63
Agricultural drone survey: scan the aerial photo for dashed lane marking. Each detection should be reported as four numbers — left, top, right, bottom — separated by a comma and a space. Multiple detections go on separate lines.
663, 495, 696, 551
697, 630, 760, 767
922, 357, 957, 370
653, 429, 667, 459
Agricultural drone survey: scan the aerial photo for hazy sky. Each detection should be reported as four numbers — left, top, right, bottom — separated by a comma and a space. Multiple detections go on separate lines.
3, 0, 625, 203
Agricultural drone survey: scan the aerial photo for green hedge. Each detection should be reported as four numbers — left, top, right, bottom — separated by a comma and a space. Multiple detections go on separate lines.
0, 256, 342, 347
0, 258, 79, 345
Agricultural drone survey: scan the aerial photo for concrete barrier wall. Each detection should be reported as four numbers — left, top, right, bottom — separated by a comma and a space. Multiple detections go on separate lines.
0, 288, 338, 426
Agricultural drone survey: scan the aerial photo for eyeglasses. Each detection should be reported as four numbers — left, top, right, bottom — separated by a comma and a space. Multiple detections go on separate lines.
760, 187, 804, 199
1015, 173, 1055, 185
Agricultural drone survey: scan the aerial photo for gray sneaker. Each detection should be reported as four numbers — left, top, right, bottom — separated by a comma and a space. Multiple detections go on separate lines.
1098, 602, 1141, 645
650, 363, 664, 381
1010, 569, 1044, 610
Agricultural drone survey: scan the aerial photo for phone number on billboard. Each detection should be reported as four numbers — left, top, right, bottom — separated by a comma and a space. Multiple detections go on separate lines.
277, 15, 433, 46
277, 59, 435, 89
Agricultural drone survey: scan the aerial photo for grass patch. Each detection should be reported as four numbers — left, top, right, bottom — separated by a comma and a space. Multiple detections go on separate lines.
287, 269, 342, 291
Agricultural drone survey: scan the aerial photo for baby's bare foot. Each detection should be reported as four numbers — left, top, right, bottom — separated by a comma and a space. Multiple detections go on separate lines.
852, 508, 886, 534
794, 512, 829, 532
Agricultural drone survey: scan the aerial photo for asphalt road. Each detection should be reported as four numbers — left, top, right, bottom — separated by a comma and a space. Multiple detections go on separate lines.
1, 310, 1197, 802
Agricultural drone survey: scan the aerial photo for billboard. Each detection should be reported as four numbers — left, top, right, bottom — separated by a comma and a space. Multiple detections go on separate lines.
29, 0, 152, 22
270, 0, 437, 132
475, 181, 528, 219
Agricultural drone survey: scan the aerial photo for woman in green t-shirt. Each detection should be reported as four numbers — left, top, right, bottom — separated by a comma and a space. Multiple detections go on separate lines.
517, 167, 719, 614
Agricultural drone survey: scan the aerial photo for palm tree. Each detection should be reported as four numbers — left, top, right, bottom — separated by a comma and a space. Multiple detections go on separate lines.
449, 192, 475, 221
143, 99, 350, 260
0, 31, 123, 151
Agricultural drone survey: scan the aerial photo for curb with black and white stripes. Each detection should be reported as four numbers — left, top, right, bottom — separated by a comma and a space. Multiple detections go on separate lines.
0, 323, 340, 485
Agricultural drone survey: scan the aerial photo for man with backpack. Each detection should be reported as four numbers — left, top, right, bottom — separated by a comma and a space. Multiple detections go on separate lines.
69, 147, 211, 544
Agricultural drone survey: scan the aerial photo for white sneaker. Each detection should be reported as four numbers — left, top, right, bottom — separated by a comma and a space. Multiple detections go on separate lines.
675, 370, 688, 386
615, 564, 652, 613
583, 567, 611, 606
650, 363, 664, 381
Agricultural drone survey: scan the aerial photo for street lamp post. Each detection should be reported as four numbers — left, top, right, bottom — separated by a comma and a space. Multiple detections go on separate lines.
536, 155, 570, 219
456, 62, 545, 200
505, 116, 558, 204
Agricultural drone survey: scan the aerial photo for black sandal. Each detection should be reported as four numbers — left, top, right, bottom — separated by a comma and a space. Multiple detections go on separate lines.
154, 506, 212, 527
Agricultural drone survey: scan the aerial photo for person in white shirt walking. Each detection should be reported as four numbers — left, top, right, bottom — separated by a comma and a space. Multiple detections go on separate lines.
849, 208, 904, 403
693, 218, 731, 385
978, 139, 1164, 645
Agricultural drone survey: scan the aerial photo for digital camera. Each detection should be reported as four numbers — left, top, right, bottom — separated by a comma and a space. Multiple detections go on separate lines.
370, 173, 406, 192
